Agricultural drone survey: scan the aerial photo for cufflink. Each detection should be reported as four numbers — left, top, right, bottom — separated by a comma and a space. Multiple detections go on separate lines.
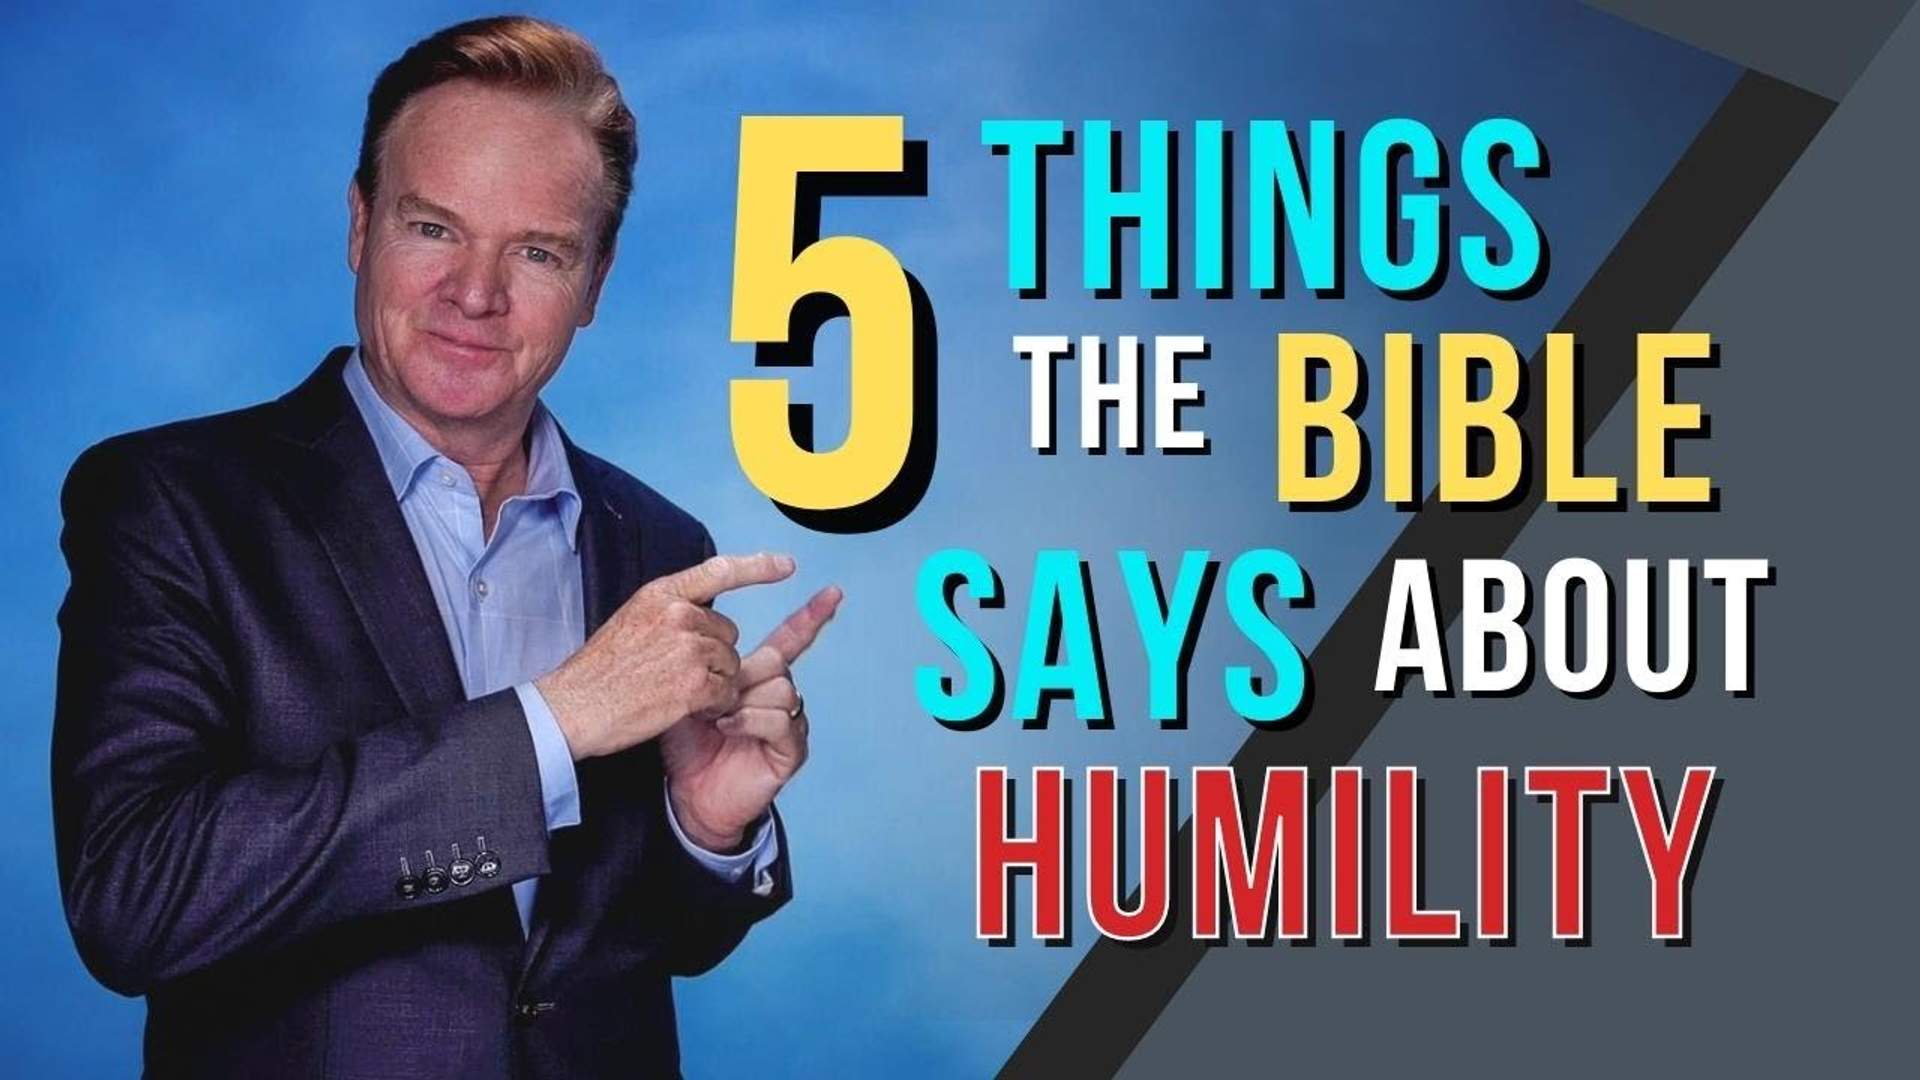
474, 836, 500, 879
396, 856, 421, 901
421, 850, 449, 895
448, 843, 474, 887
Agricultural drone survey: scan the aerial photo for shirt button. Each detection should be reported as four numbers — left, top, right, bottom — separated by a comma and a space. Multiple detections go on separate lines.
438, 471, 457, 487
473, 579, 490, 599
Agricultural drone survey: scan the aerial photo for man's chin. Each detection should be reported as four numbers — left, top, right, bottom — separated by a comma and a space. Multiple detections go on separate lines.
400, 370, 519, 430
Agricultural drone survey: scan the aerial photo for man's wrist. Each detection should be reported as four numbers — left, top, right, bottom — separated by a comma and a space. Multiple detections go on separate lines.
666, 787, 747, 854
663, 789, 780, 889
532, 670, 591, 762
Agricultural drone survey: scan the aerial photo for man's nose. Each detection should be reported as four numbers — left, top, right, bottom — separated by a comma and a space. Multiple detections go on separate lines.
443, 249, 511, 318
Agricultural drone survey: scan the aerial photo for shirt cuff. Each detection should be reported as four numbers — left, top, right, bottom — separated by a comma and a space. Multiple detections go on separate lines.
663, 790, 781, 896
513, 682, 582, 832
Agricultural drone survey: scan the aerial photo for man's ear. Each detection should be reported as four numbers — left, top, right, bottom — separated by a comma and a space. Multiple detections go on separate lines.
347, 180, 370, 274
578, 237, 617, 327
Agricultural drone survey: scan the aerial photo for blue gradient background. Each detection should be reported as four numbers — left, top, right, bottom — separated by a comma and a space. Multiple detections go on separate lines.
0, 1, 1734, 1074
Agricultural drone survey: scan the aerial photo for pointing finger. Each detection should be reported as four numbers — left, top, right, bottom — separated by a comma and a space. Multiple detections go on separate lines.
736, 644, 786, 690
760, 585, 842, 666
653, 553, 795, 604
736, 586, 841, 686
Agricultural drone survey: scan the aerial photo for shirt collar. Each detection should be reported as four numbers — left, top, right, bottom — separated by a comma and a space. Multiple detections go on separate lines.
342, 348, 582, 550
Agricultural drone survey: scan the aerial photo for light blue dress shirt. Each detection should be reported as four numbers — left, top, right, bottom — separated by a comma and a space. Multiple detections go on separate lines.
342, 353, 777, 936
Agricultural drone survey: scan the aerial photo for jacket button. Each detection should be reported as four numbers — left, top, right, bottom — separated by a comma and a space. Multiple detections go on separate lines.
448, 843, 474, 887
395, 856, 420, 901
475, 836, 501, 879
421, 851, 449, 894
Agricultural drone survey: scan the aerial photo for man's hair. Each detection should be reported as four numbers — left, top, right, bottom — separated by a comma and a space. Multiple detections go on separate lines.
355, 15, 637, 257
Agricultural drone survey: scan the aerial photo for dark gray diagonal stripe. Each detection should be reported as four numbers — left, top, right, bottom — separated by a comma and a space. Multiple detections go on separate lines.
999, 70, 1834, 1079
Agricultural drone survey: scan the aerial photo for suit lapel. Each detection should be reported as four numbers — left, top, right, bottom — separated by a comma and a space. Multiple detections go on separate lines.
267, 347, 466, 716
517, 434, 649, 984
571, 442, 648, 639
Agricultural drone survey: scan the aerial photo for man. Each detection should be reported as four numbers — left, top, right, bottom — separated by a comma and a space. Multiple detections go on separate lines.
51, 16, 835, 1077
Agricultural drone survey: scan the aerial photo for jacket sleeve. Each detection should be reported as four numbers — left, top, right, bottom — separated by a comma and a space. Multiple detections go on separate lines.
653, 801, 792, 976
50, 439, 552, 996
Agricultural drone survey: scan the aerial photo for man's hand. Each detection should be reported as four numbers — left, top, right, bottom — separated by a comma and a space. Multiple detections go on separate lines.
661, 585, 842, 852
536, 553, 795, 761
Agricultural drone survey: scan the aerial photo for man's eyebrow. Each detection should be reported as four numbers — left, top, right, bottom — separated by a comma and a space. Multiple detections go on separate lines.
395, 194, 465, 226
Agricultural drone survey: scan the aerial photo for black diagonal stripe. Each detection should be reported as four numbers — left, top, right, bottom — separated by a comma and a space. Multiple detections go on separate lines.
999, 70, 1834, 1079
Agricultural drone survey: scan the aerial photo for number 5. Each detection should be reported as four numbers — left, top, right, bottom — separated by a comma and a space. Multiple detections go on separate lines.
731, 116, 928, 520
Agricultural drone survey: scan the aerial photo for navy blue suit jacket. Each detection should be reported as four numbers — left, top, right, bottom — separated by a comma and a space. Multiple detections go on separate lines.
52, 347, 790, 1078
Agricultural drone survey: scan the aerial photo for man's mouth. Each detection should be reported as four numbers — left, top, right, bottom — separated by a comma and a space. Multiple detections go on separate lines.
423, 329, 510, 358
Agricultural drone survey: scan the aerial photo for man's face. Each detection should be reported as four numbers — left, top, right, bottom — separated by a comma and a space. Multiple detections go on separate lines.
347, 80, 615, 443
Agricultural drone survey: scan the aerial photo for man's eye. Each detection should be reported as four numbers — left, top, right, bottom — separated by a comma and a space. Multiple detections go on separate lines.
524, 246, 557, 266
412, 222, 448, 240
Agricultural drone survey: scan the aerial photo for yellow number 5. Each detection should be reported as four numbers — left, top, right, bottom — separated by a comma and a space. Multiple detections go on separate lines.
731, 116, 926, 520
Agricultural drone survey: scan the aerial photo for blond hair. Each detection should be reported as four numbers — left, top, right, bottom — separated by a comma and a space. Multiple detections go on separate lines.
355, 15, 637, 256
